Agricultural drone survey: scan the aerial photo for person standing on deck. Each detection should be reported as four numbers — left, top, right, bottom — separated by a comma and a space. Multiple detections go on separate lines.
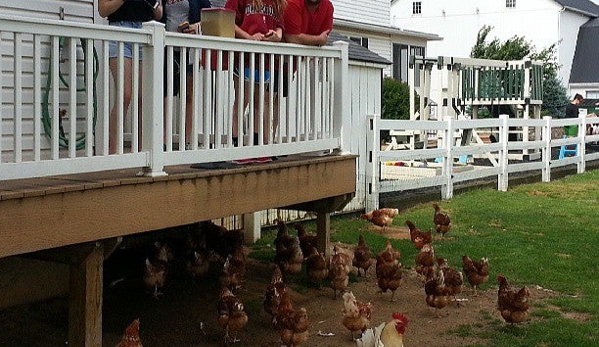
98, 0, 163, 154
282, 0, 333, 46
161, 0, 212, 150
226, 0, 286, 164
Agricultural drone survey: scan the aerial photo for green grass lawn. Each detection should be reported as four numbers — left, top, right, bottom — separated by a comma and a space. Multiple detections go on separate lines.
252, 169, 599, 346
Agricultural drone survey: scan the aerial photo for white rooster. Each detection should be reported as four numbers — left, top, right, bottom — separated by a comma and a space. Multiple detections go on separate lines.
356, 312, 408, 347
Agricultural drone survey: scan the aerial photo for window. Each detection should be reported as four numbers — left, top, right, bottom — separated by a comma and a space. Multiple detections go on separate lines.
412, 1, 422, 15
586, 91, 599, 99
392, 43, 408, 82
392, 44, 425, 84
349, 36, 369, 49
506, 0, 516, 8
411, 46, 425, 58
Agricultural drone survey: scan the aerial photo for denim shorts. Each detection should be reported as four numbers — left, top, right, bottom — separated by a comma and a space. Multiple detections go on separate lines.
108, 21, 144, 59
234, 67, 271, 83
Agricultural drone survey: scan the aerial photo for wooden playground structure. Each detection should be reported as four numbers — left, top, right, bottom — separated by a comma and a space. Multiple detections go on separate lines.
390, 55, 544, 160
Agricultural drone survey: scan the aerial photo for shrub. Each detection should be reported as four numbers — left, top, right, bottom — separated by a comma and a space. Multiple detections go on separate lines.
382, 77, 418, 120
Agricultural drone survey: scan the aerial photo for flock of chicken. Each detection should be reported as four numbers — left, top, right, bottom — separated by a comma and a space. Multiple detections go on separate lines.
359, 204, 531, 327
113, 203, 531, 347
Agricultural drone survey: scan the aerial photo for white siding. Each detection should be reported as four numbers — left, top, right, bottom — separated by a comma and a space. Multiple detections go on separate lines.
366, 37, 392, 76
347, 63, 382, 211
391, 0, 562, 58
336, 30, 392, 59
333, 0, 390, 27
0, 0, 96, 161
560, 11, 588, 84
390, 0, 591, 90
0, 0, 94, 22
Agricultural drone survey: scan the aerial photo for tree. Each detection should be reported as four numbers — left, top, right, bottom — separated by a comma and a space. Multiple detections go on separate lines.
471, 25, 533, 61
470, 25, 568, 118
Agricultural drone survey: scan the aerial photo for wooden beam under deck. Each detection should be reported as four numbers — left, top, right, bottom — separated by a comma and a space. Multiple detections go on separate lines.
0, 155, 357, 259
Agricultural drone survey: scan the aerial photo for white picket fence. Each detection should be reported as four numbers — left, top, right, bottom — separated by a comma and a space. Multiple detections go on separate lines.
365, 114, 599, 210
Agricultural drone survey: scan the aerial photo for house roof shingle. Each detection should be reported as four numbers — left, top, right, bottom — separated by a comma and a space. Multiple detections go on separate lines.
326, 32, 391, 65
570, 17, 599, 83
554, 0, 599, 17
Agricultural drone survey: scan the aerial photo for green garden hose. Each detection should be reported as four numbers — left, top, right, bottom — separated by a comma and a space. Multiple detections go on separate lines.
41, 36, 99, 150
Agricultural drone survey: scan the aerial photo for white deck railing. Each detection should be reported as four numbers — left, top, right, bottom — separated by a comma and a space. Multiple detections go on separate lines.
0, 15, 349, 180
365, 114, 599, 210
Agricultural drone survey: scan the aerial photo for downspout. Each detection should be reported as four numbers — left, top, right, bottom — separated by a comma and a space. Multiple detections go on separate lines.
558, 5, 566, 90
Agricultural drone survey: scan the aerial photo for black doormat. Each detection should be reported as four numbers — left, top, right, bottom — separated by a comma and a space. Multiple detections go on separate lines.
190, 162, 240, 170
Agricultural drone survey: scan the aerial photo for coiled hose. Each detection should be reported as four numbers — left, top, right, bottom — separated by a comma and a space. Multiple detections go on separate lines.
41, 36, 99, 150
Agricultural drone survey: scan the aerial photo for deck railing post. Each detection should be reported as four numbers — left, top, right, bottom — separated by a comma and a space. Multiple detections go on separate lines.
498, 114, 509, 191
365, 115, 380, 211
542, 116, 552, 182
140, 21, 167, 177
332, 41, 350, 154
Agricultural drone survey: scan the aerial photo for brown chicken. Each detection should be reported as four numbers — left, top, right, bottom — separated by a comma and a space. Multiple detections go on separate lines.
186, 249, 210, 283
353, 234, 373, 277
341, 291, 373, 341
154, 241, 174, 263
275, 291, 309, 347
360, 208, 399, 231
497, 274, 530, 324
201, 221, 244, 260
376, 240, 401, 264
414, 243, 436, 281
274, 221, 304, 275
332, 245, 354, 274
356, 312, 408, 347
437, 257, 463, 304
293, 223, 318, 258
329, 247, 350, 299
115, 319, 142, 347
406, 220, 433, 250
375, 240, 403, 302
461, 255, 490, 296
220, 245, 246, 291
217, 287, 249, 344
432, 203, 451, 236
424, 269, 450, 318
264, 266, 288, 325
143, 257, 167, 299
305, 246, 329, 288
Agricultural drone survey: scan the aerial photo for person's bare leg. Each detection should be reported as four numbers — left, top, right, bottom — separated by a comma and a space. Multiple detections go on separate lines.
109, 57, 133, 154
185, 77, 194, 146
232, 75, 241, 145
261, 91, 273, 144
272, 93, 280, 144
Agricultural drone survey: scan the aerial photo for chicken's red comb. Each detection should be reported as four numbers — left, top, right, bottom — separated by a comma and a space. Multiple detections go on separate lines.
392, 312, 408, 325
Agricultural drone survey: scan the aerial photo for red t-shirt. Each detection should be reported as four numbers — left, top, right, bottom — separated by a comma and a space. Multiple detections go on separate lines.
225, 0, 284, 35
283, 0, 334, 36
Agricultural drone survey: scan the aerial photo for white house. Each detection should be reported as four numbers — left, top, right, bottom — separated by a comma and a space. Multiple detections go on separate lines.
390, 0, 599, 97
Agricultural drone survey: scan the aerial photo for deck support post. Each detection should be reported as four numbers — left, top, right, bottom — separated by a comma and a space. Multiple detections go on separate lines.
316, 212, 331, 264
68, 243, 103, 347
243, 212, 262, 244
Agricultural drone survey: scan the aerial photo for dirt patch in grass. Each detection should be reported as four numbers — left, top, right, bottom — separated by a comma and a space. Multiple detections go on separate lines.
0, 246, 568, 347
363, 225, 412, 239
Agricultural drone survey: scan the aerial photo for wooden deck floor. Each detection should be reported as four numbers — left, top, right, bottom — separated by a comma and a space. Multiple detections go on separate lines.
0, 154, 357, 259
